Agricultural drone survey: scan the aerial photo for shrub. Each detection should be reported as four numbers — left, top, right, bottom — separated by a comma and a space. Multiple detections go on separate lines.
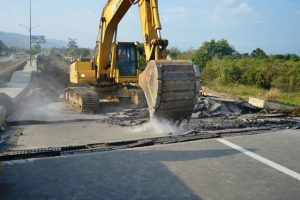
265, 88, 282, 101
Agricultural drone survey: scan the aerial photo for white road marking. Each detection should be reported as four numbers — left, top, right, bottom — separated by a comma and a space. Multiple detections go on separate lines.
217, 138, 300, 181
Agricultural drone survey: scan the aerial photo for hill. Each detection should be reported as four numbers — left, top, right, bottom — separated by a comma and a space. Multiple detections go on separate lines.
0, 31, 67, 49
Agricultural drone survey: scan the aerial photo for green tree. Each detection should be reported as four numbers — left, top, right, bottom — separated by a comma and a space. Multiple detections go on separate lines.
192, 50, 211, 68
199, 39, 235, 58
251, 48, 267, 59
193, 39, 235, 68
136, 42, 146, 70
31, 44, 42, 55
0, 40, 8, 55
77, 48, 91, 58
177, 48, 195, 60
289, 54, 300, 62
68, 38, 78, 61
167, 47, 181, 59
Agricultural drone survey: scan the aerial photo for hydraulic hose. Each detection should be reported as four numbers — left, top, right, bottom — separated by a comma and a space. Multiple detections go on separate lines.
130, 0, 139, 5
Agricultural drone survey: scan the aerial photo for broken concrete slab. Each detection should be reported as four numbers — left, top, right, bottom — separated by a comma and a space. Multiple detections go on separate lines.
209, 102, 222, 113
249, 97, 295, 111
239, 102, 261, 113
265, 101, 294, 110
249, 97, 265, 108
195, 96, 261, 119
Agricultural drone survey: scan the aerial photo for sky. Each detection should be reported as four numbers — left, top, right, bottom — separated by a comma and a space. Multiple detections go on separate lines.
1, 0, 300, 54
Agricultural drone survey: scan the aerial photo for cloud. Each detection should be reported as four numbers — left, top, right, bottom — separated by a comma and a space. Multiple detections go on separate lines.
161, 6, 188, 23
162, 7, 187, 16
209, 1, 264, 24
231, 3, 252, 15
221, 0, 235, 6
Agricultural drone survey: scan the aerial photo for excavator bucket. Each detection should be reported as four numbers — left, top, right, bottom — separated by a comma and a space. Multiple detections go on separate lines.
139, 60, 200, 122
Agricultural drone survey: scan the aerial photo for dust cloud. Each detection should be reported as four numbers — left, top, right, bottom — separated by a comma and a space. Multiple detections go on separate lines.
8, 73, 109, 122
131, 118, 185, 136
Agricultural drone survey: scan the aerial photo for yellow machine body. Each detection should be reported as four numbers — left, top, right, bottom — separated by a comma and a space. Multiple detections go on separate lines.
70, 61, 95, 84
70, 41, 140, 84
65, 0, 200, 122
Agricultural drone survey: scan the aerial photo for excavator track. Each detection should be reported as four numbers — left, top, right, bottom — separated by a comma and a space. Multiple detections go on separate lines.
64, 87, 99, 113
129, 88, 148, 108
139, 60, 200, 122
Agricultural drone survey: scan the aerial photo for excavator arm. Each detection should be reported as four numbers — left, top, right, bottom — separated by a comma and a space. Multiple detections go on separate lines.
96, 0, 167, 77
96, 0, 131, 77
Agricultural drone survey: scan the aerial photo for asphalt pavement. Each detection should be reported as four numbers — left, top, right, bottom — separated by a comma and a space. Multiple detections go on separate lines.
0, 129, 299, 200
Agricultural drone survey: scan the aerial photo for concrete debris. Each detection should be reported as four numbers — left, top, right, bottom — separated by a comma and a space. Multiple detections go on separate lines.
190, 115, 300, 132
194, 96, 261, 118
249, 97, 296, 111
103, 108, 150, 127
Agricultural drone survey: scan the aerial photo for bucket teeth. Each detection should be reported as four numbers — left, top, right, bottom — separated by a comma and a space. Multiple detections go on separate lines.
139, 60, 199, 122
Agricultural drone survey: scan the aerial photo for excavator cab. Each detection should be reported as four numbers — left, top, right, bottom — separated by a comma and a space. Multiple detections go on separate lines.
116, 42, 137, 76
110, 42, 139, 83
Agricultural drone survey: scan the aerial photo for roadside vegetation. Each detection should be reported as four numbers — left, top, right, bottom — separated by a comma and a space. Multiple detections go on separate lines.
3, 37, 299, 106
168, 39, 300, 106
48, 38, 92, 62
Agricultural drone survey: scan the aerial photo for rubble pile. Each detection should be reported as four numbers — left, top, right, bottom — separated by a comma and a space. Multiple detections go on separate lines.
193, 96, 260, 118
190, 114, 299, 131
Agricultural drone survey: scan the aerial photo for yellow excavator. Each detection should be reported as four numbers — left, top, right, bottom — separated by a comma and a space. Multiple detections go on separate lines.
65, 0, 200, 123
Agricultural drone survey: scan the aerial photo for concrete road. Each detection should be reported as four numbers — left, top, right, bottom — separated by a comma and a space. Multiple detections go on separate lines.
1, 129, 299, 200
8, 103, 181, 149
12, 120, 171, 149
0, 59, 35, 100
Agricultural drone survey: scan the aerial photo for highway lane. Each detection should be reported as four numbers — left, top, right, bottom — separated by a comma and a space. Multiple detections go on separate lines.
0, 129, 299, 200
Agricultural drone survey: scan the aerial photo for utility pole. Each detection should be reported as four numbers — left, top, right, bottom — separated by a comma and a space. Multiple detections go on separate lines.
20, 0, 39, 67
29, 0, 32, 66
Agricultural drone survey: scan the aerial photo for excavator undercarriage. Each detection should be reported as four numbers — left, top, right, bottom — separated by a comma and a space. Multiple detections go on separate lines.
64, 84, 148, 113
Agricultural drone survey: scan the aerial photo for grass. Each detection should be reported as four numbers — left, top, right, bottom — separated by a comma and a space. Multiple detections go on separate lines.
276, 92, 300, 106
204, 82, 300, 106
